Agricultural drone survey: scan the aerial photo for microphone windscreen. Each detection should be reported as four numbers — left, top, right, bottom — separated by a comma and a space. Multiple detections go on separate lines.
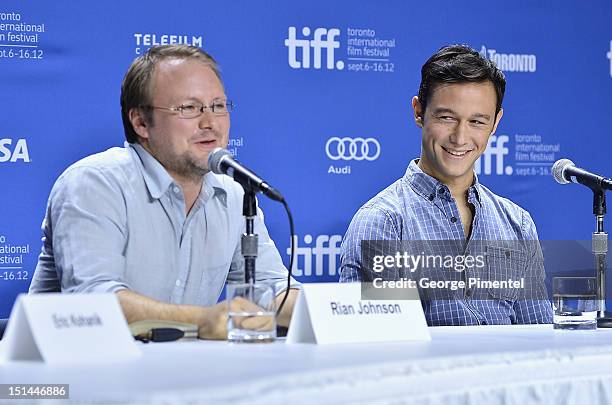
207, 148, 231, 175
552, 158, 575, 185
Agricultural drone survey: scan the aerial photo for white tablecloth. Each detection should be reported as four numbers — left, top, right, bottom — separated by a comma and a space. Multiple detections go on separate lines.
2, 325, 612, 404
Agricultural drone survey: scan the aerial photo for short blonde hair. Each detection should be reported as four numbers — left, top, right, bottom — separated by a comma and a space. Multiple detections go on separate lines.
120, 45, 222, 143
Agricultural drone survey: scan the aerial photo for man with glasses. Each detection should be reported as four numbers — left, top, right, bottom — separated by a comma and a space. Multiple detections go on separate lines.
29, 45, 299, 339
340, 44, 552, 326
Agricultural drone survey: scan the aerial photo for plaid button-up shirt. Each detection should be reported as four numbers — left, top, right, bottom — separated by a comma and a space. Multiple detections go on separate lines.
340, 160, 553, 326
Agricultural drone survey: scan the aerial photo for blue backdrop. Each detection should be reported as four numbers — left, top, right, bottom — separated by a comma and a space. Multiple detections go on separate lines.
1, 1, 611, 317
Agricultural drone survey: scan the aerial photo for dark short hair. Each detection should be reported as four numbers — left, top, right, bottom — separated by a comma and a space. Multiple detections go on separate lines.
417, 44, 505, 117
120, 45, 222, 144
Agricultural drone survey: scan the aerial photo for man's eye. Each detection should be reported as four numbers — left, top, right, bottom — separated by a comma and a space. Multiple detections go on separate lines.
213, 102, 227, 111
439, 116, 454, 121
180, 104, 197, 113
471, 120, 486, 125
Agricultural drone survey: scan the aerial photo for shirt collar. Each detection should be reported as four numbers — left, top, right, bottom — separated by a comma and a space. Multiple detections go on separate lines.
201, 172, 228, 207
403, 159, 482, 205
128, 142, 228, 206
130, 142, 174, 200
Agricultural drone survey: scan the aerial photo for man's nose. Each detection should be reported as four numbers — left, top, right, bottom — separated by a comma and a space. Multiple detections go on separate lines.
450, 121, 469, 145
198, 109, 215, 130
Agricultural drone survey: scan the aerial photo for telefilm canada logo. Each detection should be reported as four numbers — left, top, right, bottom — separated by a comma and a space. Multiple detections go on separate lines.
0, 138, 30, 163
133, 33, 203, 55
325, 137, 381, 175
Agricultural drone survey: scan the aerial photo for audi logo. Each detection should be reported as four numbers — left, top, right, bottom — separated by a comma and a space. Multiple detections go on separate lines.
325, 137, 381, 161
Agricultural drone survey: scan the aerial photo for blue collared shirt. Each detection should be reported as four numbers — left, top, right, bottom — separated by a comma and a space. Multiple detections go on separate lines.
340, 160, 553, 325
30, 143, 297, 305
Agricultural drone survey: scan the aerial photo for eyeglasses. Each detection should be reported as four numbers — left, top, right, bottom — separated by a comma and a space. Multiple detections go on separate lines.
144, 98, 234, 118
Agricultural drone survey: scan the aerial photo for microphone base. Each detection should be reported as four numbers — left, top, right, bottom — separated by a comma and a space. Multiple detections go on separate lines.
597, 313, 612, 328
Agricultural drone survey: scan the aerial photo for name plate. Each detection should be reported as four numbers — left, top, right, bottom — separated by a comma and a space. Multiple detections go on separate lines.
0, 293, 141, 364
286, 283, 430, 344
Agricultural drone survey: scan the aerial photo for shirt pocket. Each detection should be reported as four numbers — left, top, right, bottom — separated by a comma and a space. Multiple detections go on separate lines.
196, 260, 232, 306
485, 245, 527, 301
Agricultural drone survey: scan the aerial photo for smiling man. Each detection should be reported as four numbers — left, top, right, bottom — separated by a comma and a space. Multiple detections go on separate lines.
340, 45, 552, 326
29, 45, 299, 338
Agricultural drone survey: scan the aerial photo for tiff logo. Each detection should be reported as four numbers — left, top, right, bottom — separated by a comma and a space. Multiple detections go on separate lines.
284, 27, 344, 70
608, 40, 612, 78
287, 234, 342, 276
475, 135, 512, 175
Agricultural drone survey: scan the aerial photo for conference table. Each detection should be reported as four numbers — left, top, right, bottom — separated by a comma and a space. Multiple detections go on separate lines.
2, 325, 612, 404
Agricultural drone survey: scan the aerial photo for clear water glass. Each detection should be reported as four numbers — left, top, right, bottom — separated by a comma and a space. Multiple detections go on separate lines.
226, 282, 276, 343
553, 277, 599, 330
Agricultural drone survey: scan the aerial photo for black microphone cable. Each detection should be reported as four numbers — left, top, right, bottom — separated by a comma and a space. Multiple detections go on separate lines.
276, 198, 295, 318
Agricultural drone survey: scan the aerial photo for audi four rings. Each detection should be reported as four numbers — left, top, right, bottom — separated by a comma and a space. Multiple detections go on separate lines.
325, 137, 381, 161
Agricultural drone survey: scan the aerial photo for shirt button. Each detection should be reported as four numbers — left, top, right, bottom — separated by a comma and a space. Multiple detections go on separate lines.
450, 216, 458, 223
437, 188, 446, 195
175, 280, 181, 287
465, 289, 472, 298
173, 186, 180, 194
429, 194, 435, 201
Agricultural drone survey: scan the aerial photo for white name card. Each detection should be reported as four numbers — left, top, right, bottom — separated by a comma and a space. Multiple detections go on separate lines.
286, 283, 430, 344
0, 293, 141, 364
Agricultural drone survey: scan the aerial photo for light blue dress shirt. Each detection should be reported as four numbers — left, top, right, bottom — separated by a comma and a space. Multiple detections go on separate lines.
340, 160, 553, 325
30, 143, 297, 305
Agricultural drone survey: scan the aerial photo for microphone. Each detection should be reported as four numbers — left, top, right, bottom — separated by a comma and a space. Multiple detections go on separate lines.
552, 159, 612, 191
208, 148, 284, 202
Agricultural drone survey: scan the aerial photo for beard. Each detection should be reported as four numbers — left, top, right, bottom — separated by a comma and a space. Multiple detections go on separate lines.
162, 150, 209, 183
144, 137, 211, 184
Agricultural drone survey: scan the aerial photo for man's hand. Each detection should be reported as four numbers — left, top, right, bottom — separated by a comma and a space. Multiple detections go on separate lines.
116, 289, 291, 340
198, 297, 275, 340
275, 288, 299, 327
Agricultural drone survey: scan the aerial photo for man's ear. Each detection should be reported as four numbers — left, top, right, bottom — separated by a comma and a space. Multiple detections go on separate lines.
412, 96, 424, 128
491, 108, 504, 135
128, 108, 150, 140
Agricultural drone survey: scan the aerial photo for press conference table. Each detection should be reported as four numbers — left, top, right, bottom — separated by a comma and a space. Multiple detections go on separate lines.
2, 325, 612, 404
